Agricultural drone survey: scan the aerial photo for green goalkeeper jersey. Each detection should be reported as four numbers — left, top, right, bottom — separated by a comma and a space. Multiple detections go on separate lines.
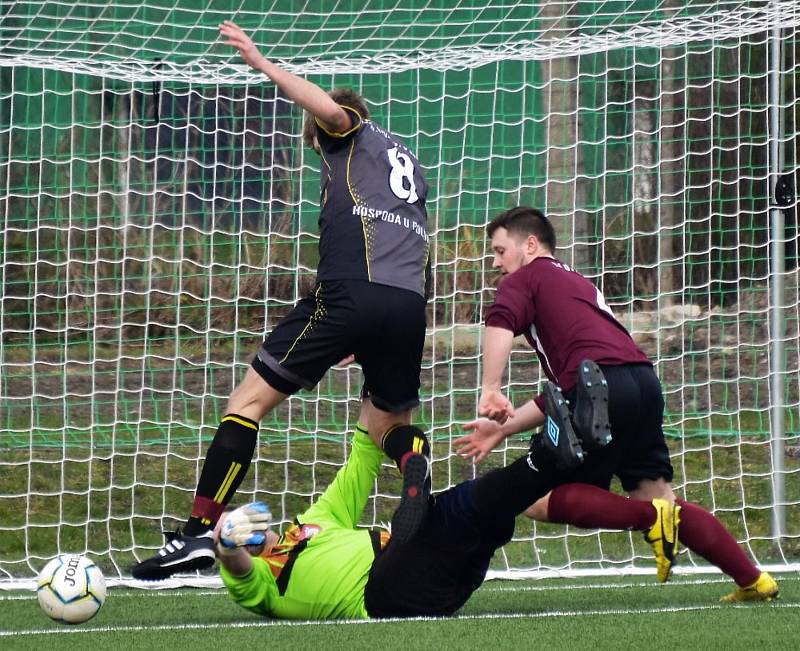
220, 430, 385, 620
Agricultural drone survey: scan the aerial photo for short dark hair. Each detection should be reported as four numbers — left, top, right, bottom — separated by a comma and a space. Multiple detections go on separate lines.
302, 88, 369, 150
486, 206, 556, 252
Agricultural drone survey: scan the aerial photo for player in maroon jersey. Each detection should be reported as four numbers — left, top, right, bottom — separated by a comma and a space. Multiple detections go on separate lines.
455, 206, 777, 602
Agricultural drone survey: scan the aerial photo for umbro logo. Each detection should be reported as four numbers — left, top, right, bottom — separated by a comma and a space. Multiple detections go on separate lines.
546, 415, 560, 446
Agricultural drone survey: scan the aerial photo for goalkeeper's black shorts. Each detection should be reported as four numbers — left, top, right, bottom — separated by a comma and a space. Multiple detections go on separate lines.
364, 480, 514, 618
560, 362, 674, 492
252, 279, 426, 412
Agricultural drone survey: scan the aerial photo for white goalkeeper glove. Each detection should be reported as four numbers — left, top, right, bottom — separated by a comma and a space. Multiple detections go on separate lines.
218, 502, 272, 555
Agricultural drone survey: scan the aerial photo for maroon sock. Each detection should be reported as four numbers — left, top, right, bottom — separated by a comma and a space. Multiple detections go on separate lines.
675, 499, 760, 587
547, 483, 655, 530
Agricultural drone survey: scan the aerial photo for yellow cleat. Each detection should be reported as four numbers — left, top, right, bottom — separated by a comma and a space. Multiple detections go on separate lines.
720, 572, 779, 603
644, 498, 681, 582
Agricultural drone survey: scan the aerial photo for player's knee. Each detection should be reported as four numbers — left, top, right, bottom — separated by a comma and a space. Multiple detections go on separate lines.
368, 404, 412, 427
365, 404, 412, 446
226, 369, 286, 420
629, 477, 674, 502
225, 394, 266, 421
524, 496, 551, 522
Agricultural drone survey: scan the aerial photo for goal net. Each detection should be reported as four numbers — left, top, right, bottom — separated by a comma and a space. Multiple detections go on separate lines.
2, 0, 799, 584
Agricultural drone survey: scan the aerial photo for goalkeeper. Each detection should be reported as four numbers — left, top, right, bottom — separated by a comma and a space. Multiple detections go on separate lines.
214, 421, 583, 620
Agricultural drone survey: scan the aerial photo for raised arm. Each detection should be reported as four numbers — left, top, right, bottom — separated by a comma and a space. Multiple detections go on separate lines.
219, 20, 350, 133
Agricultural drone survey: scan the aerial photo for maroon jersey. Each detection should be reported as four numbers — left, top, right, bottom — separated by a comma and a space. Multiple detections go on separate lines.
485, 256, 650, 411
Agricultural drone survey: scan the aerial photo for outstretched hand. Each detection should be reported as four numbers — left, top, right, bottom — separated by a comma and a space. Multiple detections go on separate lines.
478, 389, 515, 424
454, 419, 506, 464
218, 502, 272, 553
220, 20, 267, 71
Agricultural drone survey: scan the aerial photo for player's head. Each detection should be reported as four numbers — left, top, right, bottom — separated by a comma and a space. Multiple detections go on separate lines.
486, 206, 556, 276
302, 88, 370, 154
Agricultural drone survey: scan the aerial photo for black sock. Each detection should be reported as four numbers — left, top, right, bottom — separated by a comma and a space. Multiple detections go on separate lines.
471, 455, 558, 525
381, 425, 430, 473
185, 414, 259, 536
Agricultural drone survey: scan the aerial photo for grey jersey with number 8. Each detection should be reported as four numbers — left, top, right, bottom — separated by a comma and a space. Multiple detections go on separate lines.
314, 106, 430, 298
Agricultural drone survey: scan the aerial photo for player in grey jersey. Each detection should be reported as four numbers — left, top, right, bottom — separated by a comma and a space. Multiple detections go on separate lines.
133, 21, 432, 581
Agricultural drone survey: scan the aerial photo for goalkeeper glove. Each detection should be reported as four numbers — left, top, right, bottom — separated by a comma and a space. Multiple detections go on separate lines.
218, 502, 272, 555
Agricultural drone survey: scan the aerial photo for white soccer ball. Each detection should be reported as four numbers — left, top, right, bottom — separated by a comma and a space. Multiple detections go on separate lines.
36, 554, 106, 624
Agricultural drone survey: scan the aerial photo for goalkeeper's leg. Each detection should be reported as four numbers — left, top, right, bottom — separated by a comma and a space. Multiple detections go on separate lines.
366, 479, 515, 618
468, 381, 613, 524
376, 419, 432, 545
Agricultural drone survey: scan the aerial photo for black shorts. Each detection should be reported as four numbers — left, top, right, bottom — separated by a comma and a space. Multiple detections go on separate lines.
364, 480, 513, 618
253, 279, 426, 412
561, 363, 673, 492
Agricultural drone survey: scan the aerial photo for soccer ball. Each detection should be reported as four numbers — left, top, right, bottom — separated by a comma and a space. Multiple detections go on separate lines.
36, 554, 106, 624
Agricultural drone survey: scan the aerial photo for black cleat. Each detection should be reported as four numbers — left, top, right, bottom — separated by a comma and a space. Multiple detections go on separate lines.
131, 529, 215, 581
571, 359, 612, 451
390, 453, 431, 545
528, 383, 585, 472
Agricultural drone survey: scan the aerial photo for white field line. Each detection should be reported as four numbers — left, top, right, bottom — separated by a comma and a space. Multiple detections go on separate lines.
3, 574, 798, 602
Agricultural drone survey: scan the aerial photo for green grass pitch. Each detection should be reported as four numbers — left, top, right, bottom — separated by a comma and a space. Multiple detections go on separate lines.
1, 574, 797, 650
